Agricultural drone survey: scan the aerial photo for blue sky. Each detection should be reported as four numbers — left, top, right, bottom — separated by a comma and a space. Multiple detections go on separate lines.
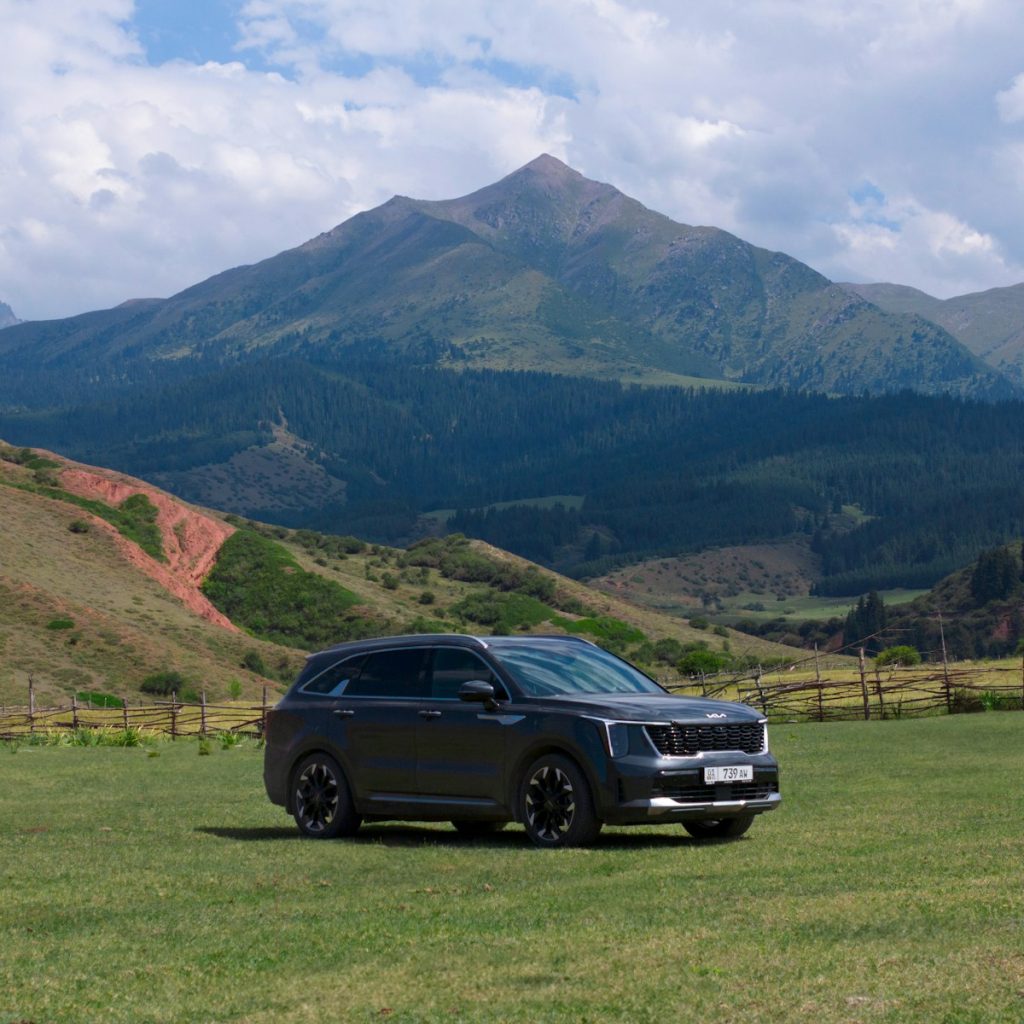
133, 0, 243, 66
4, 0, 1024, 320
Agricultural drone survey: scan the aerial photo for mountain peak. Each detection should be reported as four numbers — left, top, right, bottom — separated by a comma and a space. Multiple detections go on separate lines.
520, 153, 578, 177
0, 300, 21, 330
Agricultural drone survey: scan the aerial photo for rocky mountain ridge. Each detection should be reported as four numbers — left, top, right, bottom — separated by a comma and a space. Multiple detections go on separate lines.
0, 155, 1012, 401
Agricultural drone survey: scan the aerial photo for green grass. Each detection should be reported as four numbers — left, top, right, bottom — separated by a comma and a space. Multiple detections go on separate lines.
718, 588, 928, 624
0, 477, 167, 561
2, 715, 1023, 1022
201, 530, 365, 648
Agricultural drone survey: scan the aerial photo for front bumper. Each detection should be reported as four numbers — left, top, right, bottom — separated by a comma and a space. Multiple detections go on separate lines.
599, 749, 781, 825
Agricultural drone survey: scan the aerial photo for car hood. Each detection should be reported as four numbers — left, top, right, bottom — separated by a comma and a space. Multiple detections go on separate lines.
520, 692, 763, 723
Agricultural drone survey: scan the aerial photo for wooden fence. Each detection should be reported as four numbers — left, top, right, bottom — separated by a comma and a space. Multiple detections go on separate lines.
0, 686, 271, 740
5, 661, 1024, 736
668, 663, 1024, 722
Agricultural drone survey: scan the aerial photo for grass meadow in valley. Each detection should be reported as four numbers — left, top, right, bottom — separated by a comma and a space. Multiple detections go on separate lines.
2, 714, 1023, 1023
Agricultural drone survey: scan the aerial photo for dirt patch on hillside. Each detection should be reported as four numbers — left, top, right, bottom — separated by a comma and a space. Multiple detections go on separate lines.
57, 464, 238, 631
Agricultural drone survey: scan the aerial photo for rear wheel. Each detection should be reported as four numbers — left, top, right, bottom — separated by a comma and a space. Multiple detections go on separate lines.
683, 814, 754, 841
291, 753, 361, 839
519, 754, 602, 848
451, 820, 507, 837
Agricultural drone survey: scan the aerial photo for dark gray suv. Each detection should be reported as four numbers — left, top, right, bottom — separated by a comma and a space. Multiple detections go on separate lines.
263, 634, 780, 848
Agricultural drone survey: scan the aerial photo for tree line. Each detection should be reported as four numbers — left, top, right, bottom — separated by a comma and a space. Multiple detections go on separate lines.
4, 352, 1024, 594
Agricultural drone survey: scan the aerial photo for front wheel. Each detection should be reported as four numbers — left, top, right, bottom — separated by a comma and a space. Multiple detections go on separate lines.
519, 754, 602, 848
683, 814, 755, 841
291, 753, 361, 839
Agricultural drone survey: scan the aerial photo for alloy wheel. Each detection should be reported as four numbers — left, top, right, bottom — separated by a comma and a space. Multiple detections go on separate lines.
295, 760, 339, 836
524, 765, 576, 842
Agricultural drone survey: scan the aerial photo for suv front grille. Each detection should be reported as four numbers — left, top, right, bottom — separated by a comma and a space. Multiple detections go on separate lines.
645, 722, 765, 757
653, 781, 777, 802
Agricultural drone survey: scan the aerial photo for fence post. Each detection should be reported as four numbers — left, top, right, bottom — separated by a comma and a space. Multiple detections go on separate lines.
858, 648, 870, 720
71, 692, 79, 730
817, 682, 824, 722
261, 686, 268, 736
874, 666, 885, 719
28, 677, 35, 735
754, 666, 768, 716
122, 699, 130, 731
938, 612, 953, 713
170, 692, 178, 740
200, 690, 207, 737
814, 643, 821, 684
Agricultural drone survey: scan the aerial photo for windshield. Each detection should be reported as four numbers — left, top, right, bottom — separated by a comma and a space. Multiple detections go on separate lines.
488, 640, 665, 697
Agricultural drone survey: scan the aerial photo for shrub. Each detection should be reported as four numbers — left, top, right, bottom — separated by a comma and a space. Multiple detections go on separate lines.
241, 651, 266, 675
381, 573, 399, 590
418, 590, 436, 605
689, 616, 710, 631
68, 520, 90, 534
140, 670, 187, 696
876, 645, 922, 668
46, 618, 75, 630
677, 649, 729, 676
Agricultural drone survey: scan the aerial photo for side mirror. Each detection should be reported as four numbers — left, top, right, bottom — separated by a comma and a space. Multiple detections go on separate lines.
458, 680, 498, 710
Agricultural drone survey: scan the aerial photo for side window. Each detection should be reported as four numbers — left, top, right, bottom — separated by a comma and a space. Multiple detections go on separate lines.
345, 649, 427, 698
430, 649, 500, 700
301, 656, 365, 696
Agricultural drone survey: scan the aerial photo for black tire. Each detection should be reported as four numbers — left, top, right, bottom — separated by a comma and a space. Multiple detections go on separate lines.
291, 753, 361, 839
519, 754, 602, 848
451, 820, 508, 837
683, 814, 755, 841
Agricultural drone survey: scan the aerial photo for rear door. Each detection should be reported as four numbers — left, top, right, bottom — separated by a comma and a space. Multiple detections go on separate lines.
334, 647, 428, 802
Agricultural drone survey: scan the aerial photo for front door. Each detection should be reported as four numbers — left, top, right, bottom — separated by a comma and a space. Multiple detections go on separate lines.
415, 648, 509, 807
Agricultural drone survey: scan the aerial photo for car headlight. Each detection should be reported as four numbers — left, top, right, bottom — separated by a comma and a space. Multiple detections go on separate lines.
761, 719, 769, 753
598, 721, 631, 759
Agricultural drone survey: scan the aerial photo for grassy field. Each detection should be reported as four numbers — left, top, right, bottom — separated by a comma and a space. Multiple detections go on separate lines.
2, 715, 1023, 1023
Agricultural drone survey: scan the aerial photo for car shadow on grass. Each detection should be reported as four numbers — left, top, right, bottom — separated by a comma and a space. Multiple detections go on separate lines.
195, 823, 709, 849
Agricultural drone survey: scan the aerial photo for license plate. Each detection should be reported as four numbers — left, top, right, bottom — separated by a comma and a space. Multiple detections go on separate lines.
704, 765, 753, 784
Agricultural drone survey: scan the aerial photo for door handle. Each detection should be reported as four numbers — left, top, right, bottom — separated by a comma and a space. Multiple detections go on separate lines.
418, 710, 442, 719
333, 709, 355, 718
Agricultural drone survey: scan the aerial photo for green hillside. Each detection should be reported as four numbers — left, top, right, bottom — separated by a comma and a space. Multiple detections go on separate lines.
6, 364, 1024, 595
846, 280, 1024, 387
0, 441, 800, 707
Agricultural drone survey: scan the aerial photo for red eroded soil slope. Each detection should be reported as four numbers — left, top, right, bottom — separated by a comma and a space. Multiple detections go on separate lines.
56, 461, 238, 631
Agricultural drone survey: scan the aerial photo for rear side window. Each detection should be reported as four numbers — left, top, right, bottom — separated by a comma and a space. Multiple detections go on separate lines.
430, 649, 497, 700
301, 656, 366, 696
346, 648, 428, 698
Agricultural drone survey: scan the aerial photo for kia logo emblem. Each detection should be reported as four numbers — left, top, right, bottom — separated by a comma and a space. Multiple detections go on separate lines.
705, 713, 727, 719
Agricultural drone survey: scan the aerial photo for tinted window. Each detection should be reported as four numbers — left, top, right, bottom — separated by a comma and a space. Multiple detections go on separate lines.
489, 641, 664, 697
430, 649, 496, 700
300, 656, 366, 696
345, 648, 427, 698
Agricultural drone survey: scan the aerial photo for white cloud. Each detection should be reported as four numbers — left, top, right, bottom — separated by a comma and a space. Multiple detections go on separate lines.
3, 0, 1024, 319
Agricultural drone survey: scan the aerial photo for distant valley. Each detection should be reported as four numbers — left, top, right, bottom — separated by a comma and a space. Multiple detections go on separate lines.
3, 157, 1024, 610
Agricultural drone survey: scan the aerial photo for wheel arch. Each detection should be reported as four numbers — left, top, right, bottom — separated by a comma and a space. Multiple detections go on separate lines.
507, 742, 603, 823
